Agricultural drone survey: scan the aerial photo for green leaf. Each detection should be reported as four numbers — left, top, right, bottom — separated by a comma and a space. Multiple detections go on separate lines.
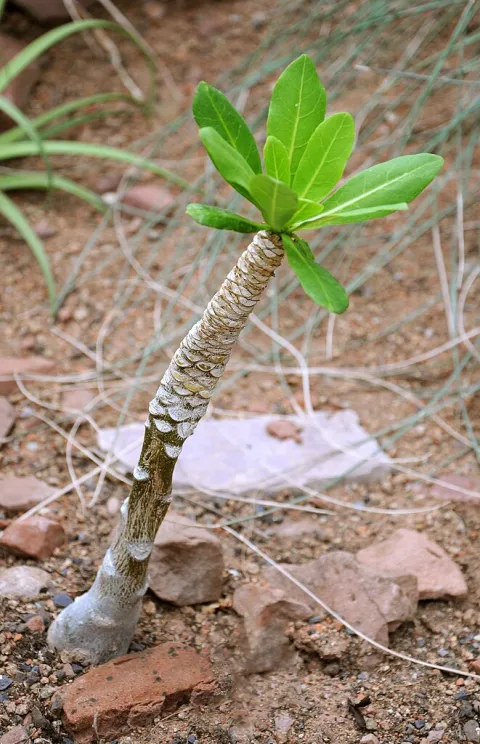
300, 203, 408, 228
199, 126, 256, 201
264, 136, 290, 184
249, 174, 298, 231
193, 82, 261, 174
186, 204, 265, 233
290, 198, 324, 225
267, 55, 326, 183
292, 112, 355, 200
0, 172, 106, 212
319, 154, 444, 217
0, 190, 55, 309
0, 140, 191, 190
282, 233, 348, 313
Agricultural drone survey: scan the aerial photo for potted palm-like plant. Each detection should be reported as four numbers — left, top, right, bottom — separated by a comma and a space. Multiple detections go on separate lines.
48, 54, 443, 664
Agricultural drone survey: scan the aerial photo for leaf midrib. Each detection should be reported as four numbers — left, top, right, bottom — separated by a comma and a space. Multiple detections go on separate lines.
306, 160, 431, 223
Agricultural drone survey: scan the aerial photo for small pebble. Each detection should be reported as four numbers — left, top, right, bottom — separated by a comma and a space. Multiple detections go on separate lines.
415, 720, 426, 729
26, 615, 45, 633
357, 671, 369, 681
53, 593, 73, 608
0, 676, 12, 690
438, 648, 449, 657
308, 615, 323, 624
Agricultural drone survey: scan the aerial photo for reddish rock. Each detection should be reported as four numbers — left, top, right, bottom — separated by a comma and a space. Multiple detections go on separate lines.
26, 614, 45, 633
61, 643, 215, 743
357, 528, 467, 600
0, 476, 56, 513
149, 511, 224, 606
0, 515, 66, 559
233, 583, 311, 673
122, 184, 173, 213
0, 725, 29, 744
469, 659, 480, 674
0, 35, 40, 130
61, 388, 95, 416
0, 397, 15, 444
266, 419, 303, 443
262, 552, 418, 648
431, 473, 480, 505
34, 219, 57, 239
12, 0, 94, 21
0, 357, 54, 395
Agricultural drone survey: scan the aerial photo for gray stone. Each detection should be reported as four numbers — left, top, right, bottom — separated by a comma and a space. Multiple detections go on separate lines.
426, 731, 445, 743
463, 720, 480, 743
0, 565, 54, 600
98, 411, 391, 496
149, 511, 224, 606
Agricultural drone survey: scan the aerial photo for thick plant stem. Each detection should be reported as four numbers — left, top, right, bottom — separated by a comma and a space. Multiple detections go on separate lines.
48, 231, 284, 664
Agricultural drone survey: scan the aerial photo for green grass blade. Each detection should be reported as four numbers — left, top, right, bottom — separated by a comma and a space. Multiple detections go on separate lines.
0, 173, 106, 212
0, 95, 52, 188
0, 20, 153, 97
0, 140, 191, 190
0, 190, 55, 309
0, 93, 135, 145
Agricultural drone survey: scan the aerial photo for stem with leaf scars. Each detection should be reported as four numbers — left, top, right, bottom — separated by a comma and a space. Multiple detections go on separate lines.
48, 230, 284, 664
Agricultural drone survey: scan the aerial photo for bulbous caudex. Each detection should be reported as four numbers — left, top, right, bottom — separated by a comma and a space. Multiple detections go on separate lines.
47, 231, 284, 664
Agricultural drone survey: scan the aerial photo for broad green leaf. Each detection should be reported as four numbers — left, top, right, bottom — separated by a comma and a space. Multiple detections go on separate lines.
264, 136, 290, 184
320, 154, 444, 217
293, 112, 355, 200
0, 190, 55, 309
186, 204, 265, 233
299, 203, 408, 229
249, 174, 298, 231
193, 82, 261, 173
290, 198, 324, 225
267, 55, 326, 182
0, 140, 191, 190
0, 172, 106, 212
199, 127, 256, 201
0, 93, 135, 144
282, 233, 348, 313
